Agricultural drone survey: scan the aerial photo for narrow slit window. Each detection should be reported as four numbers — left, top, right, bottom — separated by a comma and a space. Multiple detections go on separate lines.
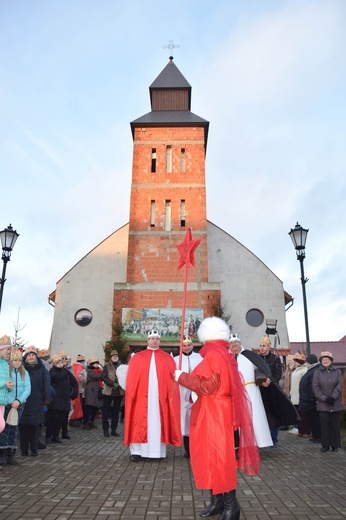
166, 145, 172, 173
165, 200, 171, 231
150, 200, 156, 227
180, 199, 186, 227
181, 148, 186, 172
151, 148, 156, 173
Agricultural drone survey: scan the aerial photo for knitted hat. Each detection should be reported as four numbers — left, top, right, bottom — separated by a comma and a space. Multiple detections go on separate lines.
260, 336, 271, 346
23, 350, 38, 361
319, 351, 333, 362
148, 329, 160, 339
306, 354, 318, 364
229, 333, 241, 343
110, 350, 119, 356
197, 317, 230, 343
0, 344, 11, 351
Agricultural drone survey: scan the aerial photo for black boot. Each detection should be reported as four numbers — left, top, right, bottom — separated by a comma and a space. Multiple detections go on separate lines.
200, 491, 224, 517
0, 449, 7, 466
183, 435, 190, 458
218, 490, 240, 520
7, 448, 18, 465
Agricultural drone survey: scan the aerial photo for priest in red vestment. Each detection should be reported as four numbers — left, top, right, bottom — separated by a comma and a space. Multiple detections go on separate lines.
124, 329, 181, 461
175, 317, 260, 520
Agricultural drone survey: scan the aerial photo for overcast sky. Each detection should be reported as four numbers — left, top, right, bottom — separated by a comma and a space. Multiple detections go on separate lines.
1, 0, 345, 348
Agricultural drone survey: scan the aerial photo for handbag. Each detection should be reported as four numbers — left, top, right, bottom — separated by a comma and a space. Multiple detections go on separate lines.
6, 407, 19, 426
254, 369, 268, 386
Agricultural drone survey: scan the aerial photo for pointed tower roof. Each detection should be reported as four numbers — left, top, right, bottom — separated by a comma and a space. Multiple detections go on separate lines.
149, 56, 192, 107
131, 57, 209, 146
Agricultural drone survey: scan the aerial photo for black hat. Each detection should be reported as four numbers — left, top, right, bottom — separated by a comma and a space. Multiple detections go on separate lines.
306, 354, 318, 364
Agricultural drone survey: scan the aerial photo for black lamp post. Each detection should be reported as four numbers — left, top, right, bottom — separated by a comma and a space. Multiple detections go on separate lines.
0, 224, 19, 314
288, 222, 310, 356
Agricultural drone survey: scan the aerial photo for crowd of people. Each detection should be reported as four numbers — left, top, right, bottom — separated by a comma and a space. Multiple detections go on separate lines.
0, 323, 345, 519
0, 344, 125, 470
279, 350, 344, 452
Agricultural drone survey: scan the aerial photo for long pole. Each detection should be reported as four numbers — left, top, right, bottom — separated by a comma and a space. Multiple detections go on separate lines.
178, 264, 188, 371
0, 257, 8, 314
299, 256, 311, 356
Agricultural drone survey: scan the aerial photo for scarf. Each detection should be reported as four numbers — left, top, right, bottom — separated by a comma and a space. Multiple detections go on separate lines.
91, 367, 103, 388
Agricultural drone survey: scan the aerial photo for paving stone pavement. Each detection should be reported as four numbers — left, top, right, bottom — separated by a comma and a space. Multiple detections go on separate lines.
0, 421, 345, 520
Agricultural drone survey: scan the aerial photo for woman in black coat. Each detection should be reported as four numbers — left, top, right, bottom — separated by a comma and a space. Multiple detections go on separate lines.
19, 351, 51, 456
45, 355, 78, 443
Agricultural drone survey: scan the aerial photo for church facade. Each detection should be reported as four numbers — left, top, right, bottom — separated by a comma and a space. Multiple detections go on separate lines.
48, 58, 291, 362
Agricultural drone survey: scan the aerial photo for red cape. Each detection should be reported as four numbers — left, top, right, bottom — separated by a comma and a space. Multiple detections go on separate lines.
124, 349, 181, 447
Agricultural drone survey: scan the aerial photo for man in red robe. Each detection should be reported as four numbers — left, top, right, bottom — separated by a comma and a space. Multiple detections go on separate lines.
124, 330, 181, 461
175, 317, 260, 520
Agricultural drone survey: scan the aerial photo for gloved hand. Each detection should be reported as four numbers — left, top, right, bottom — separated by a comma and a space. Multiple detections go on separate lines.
174, 370, 183, 382
191, 391, 198, 403
326, 396, 335, 405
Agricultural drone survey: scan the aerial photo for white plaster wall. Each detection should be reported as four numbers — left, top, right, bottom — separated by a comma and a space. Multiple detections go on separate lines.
207, 221, 289, 350
49, 220, 288, 362
49, 224, 129, 362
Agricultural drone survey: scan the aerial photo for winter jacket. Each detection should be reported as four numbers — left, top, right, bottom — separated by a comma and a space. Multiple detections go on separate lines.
8, 368, 31, 406
260, 351, 282, 383
312, 364, 343, 412
0, 358, 13, 405
298, 363, 320, 412
48, 366, 79, 411
20, 358, 51, 425
342, 370, 346, 406
290, 364, 308, 405
101, 361, 123, 397
84, 367, 103, 408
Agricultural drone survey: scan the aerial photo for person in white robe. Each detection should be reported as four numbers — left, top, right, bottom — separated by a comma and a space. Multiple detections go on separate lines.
229, 334, 273, 448
123, 331, 181, 462
174, 336, 202, 457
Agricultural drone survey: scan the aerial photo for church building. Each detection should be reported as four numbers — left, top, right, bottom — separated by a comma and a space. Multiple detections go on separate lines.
48, 57, 292, 361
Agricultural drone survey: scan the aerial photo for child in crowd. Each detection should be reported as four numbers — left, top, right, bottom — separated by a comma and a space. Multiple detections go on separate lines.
0, 348, 31, 466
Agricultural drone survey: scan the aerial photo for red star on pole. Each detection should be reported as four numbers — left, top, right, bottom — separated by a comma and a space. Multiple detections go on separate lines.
176, 228, 202, 270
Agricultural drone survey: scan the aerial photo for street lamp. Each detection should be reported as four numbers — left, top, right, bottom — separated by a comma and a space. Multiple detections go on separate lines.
265, 319, 278, 350
0, 224, 19, 314
288, 222, 310, 356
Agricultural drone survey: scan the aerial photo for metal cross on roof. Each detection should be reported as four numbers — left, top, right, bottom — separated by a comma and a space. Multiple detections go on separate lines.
162, 40, 180, 55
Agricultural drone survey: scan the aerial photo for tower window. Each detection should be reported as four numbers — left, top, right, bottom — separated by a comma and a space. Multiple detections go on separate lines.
150, 200, 156, 227
180, 199, 186, 227
151, 148, 156, 173
166, 145, 172, 173
181, 148, 186, 172
164, 200, 171, 231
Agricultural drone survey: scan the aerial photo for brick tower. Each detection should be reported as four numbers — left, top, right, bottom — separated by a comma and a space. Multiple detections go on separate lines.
113, 57, 221, 345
